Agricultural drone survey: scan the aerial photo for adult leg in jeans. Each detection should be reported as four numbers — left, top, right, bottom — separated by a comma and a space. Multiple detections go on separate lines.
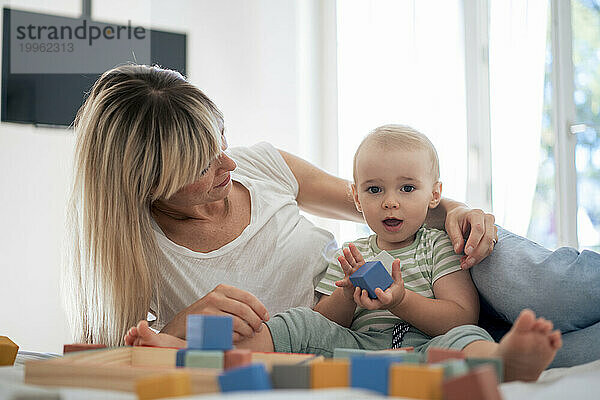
470, 226, 600, 367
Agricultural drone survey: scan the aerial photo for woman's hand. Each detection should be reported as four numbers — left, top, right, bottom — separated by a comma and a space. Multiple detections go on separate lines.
353, 259, 406, 310
445, 205, 498, 269
335, 243, 365, 301
160, 284, 269, 344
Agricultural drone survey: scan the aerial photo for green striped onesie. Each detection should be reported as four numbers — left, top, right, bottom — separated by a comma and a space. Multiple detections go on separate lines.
316, 226, 462, 332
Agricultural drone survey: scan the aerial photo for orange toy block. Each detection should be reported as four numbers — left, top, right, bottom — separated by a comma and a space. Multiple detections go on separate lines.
135, 372, 192, 400
224, 349, 252, 370
443, 365, 502, 400
389, 364, 444, 400
63, 343, 107, 354
310, 359, 349, 389
0, 336, 18, 366
426, 347, 465, 363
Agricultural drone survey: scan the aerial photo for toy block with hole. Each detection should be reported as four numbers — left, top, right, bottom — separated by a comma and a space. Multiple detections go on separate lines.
349, 261, 394, 299
426, 347, 465, 363
350, 355, 395, 395
62, 343, 106, 354
389, 364, 444, 400
218, 363, 272, 392
466, 357, 504, 382
185, 350, 224, 369
271, 364, 311, 389
310, 359, 349, 389
224, 349, 252, 370
135, 372, 192, 400
437, 359, 469, 379
186, 315, 232, 350
0, 336, 19, 366
443, 365, 502, 400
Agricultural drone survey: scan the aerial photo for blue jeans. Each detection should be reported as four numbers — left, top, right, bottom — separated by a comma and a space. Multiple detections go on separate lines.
470, 226, 600, 368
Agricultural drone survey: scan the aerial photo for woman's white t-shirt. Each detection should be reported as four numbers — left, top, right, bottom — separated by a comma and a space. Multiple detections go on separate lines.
151, 142, 338, 330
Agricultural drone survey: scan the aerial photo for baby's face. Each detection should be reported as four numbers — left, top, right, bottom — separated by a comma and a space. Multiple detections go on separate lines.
352, 143, 441, 250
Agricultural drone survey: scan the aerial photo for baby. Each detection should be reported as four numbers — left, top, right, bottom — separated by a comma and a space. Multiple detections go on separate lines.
125, 124, 561, 382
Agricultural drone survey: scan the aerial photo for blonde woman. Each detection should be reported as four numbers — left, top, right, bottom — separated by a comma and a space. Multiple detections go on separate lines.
65, 65, 599, 368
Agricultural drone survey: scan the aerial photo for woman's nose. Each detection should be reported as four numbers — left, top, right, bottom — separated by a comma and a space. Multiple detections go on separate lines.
218, 151, 237, 172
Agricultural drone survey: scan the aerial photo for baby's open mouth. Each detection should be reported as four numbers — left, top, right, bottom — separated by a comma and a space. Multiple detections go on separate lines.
383, 218, 403, 227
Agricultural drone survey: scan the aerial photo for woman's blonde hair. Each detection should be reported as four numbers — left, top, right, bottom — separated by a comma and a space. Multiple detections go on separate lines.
64, 64, 224, 345
353, 124, 440, 183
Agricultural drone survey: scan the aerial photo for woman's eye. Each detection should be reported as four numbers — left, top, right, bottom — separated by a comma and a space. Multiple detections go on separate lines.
367, 186, 382, 194
401, 185, 415, 193
200, 163, 211, 176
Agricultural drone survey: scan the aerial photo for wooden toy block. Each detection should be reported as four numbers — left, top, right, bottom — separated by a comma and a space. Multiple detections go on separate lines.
333, 348, 368, 359
218, 363, 272, 392
185, 350, 224, 369
466, 357, 504, 382
379, 346, 414, 352
367, 351, 423, 364
62, 343, 106, 354
350, 355, 394, 395
426, 347, 465, 363
310, 359, 349, 389
135, 372, 192, 400
271, 364, 311, 389
349, 261, 394, 299
0, 336, 19, 366
131, 346, 177, 367
250, 352, 317, 371
224, 349, 252, 370
24, 347, 219, 394
176, 349, 187, 367
438, 359, 469, 379
389, 364, 444, 400
187, 314, 233, 350
443, 365, 502, 400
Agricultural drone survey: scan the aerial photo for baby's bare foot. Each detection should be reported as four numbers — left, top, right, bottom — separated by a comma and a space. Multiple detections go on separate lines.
124, 320, 187, 348
494, 309, 562, 382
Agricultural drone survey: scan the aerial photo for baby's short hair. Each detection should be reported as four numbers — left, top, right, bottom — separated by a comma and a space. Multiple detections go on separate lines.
353, 124, 440, 183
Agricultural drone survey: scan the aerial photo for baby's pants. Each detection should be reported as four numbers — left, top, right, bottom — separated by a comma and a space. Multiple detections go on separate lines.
265, 307, 493, 358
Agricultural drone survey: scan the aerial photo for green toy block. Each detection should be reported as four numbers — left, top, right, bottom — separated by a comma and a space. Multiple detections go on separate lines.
184, 350, 224, 369
437, 359, 470, 379
333, 348, 369, 359
466, 357, 504, 382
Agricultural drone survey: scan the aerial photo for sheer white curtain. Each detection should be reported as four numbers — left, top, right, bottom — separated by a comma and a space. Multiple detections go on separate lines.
337, 0, 468, 243
489, 0, 548, 236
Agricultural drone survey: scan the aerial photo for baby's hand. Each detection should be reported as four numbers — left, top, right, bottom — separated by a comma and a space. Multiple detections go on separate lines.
354, 259, 406, 310
335, 243, 366, 302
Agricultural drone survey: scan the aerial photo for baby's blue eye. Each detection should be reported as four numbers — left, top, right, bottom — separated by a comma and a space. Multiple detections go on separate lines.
367, 186, 382, 194
401, 185, 415, 193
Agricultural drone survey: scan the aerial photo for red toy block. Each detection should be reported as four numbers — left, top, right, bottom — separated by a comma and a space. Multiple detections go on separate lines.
224, 349, 252, 370
63, 343, 107, 354
443, 365, 502, 400
426, 347, 465, 363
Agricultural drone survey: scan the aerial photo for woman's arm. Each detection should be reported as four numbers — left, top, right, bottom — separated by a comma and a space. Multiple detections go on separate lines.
388, 270, 480, 337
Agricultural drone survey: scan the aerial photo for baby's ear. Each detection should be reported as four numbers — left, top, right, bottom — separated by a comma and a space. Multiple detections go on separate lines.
351, 183, 362, 212
429, 181, 442, 209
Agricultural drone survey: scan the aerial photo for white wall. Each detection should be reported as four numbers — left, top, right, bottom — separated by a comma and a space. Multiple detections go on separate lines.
0, 0, 333, 352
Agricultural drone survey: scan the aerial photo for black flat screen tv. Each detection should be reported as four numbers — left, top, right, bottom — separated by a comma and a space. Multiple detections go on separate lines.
2, 8, 186, 127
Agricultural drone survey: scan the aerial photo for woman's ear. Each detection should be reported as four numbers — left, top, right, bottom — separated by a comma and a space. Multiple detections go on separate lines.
429, 181, 442, 209
351, 183, 362, 213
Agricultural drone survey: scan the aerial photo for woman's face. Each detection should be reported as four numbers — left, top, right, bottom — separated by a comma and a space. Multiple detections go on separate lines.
165, 135, 237, 207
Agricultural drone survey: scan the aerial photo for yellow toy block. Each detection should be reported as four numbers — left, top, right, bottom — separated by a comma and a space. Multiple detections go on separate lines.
389, 364, 444, 400
310, 359, 349, 389
0, 336, 19, 366
135, 372, 192, 400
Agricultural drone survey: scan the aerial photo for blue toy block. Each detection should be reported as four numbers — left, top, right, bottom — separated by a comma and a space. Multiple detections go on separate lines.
176, 349, 187, 367
218, 363, 272, 392
187, 315, 233, 350
350, 356, 395, 395
349, 261, 394, 299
